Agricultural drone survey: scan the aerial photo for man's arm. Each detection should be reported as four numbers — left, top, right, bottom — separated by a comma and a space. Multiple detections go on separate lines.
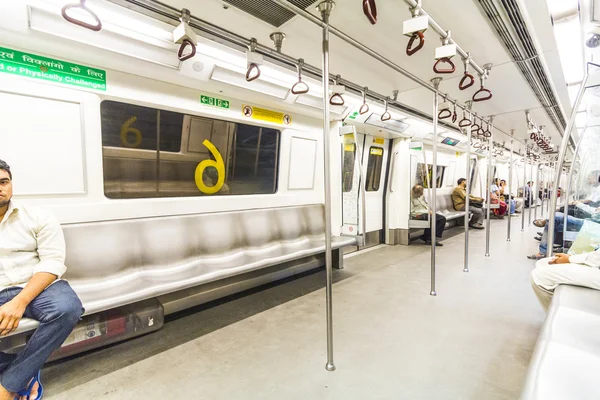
0, 212, 67, 336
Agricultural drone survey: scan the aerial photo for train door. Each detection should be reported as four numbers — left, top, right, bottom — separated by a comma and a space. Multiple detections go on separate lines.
358, 133, 390, 248
339, 127, 390, 252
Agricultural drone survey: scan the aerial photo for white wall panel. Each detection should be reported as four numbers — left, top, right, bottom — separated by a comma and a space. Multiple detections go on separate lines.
0, 92, 85, 195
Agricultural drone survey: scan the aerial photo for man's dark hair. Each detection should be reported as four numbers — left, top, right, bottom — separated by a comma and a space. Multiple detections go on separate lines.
457, 178, 466, 185
0, 159, 11, 180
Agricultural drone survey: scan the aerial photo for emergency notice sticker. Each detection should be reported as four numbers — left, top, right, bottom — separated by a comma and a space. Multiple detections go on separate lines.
242, 104, 292, 126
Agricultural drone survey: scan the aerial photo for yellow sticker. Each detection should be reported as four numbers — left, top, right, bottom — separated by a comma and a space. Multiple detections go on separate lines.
344, 133, 354, 138
373, 137, 384, 144
344, 144, 355, 152
370, 147, 383, 156
242, 104, 292, 125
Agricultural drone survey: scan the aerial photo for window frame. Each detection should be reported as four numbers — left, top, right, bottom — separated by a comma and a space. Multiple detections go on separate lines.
99, 99, 281, 199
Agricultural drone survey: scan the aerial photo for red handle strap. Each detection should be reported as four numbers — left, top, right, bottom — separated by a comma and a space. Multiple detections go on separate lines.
458, 117, 472, 128
291, 81, 309, 95
246, 63, 261, 82
330, 93, 345, 106
61, 0, 102, 31
470, 123, 480, 134
472, 87, 493, 102
452, 110, 457, 123
433, 57, 456, 74
362, 0, 377, 25
459, 73, 475, 90
530, 132, 537, 140
359, 103, 370, 115
438, 109, 452, 119
381, 111, 391, 121
483, 128, 492, 138
177, 39, 196, 62
406, 31, 425, 56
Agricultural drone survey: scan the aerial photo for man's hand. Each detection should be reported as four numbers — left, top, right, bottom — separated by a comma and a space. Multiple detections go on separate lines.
549, 253, 571, 265
0, 298, 26, 336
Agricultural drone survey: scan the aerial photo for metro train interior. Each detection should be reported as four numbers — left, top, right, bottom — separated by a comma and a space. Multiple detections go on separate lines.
1, 0, 600, 398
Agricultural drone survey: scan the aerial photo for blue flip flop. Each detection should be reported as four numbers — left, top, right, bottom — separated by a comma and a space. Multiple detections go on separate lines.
14, 371, 42, 400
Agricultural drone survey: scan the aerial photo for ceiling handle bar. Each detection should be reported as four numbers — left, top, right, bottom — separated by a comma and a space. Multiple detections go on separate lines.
61, 0, 102, 31
118, 0, 523, 145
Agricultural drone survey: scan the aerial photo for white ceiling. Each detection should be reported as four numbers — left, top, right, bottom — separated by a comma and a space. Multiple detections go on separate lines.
161, 0, 570, 147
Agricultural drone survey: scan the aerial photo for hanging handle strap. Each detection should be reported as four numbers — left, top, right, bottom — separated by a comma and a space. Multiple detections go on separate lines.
177, 39, 196, 61
472, 73, 493, 102
406, 31, 425, 56
381, 98, 391, 121
362, 0, 378, 25
291, 59, 309, 95
246, 63, 261, 82
359, 87, 370, 115
438, 108, 452, 119
61, 0, 102, 31
451, 102, 458, 123
433, 57, 456, 74
329, 93, 345, 106
459, 73, 475, 90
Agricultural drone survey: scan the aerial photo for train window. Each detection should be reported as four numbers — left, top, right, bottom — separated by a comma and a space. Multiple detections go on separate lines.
415, 163, 446, 189
342, 142, 356, 192
365, 146, 384, 192
100, 100, 280, 199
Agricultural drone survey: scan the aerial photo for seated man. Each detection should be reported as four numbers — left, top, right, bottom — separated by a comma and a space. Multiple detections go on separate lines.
451, 178, 484, 229
0, 159, 83, 400
531, 249, 600, 311
410, 184, 445, 246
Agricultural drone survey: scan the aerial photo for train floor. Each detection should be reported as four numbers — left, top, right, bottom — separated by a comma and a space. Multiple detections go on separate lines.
44, 218, 546, 399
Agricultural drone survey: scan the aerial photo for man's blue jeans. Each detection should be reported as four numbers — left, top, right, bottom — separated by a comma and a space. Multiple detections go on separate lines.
539, 212, 585, 254
0, 280, 83, 393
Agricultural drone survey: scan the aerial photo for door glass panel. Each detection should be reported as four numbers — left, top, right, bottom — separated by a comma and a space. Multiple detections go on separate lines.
365, 146, 384, 191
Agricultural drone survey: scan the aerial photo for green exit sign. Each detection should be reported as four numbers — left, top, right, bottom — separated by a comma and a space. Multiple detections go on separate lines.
200, 94, 230, 109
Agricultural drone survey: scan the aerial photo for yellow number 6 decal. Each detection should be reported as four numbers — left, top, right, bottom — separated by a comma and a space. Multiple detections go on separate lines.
194, 140, 225, 194
120, 116, 142, 148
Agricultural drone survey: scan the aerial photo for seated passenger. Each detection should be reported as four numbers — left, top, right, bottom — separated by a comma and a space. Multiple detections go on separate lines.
523, 181, 532, 208
500, 179, 522, 213
527, 209, 598, 259
490, 178, 507, 218
452, 178, 484, 229
410, 185, 445, 246
531, 248, 600, 311
0, 159, 83, 400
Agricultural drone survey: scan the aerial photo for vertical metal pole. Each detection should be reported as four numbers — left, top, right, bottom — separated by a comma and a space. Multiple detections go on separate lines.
522, 142, 527, 232
485, 116, 494, 257
548, 76, 588, 257
507, 129, 514, 241
464, 102, 473, 273
430, 78, 442, 296
318, 0, 335, 372
529, 161, 533, 226
534, 163, 540, 220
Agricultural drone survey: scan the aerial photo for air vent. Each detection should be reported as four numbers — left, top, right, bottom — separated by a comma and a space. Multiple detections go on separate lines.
477, 0, 567, 135
365, 114, 410, 134
223, 0, 318, 27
